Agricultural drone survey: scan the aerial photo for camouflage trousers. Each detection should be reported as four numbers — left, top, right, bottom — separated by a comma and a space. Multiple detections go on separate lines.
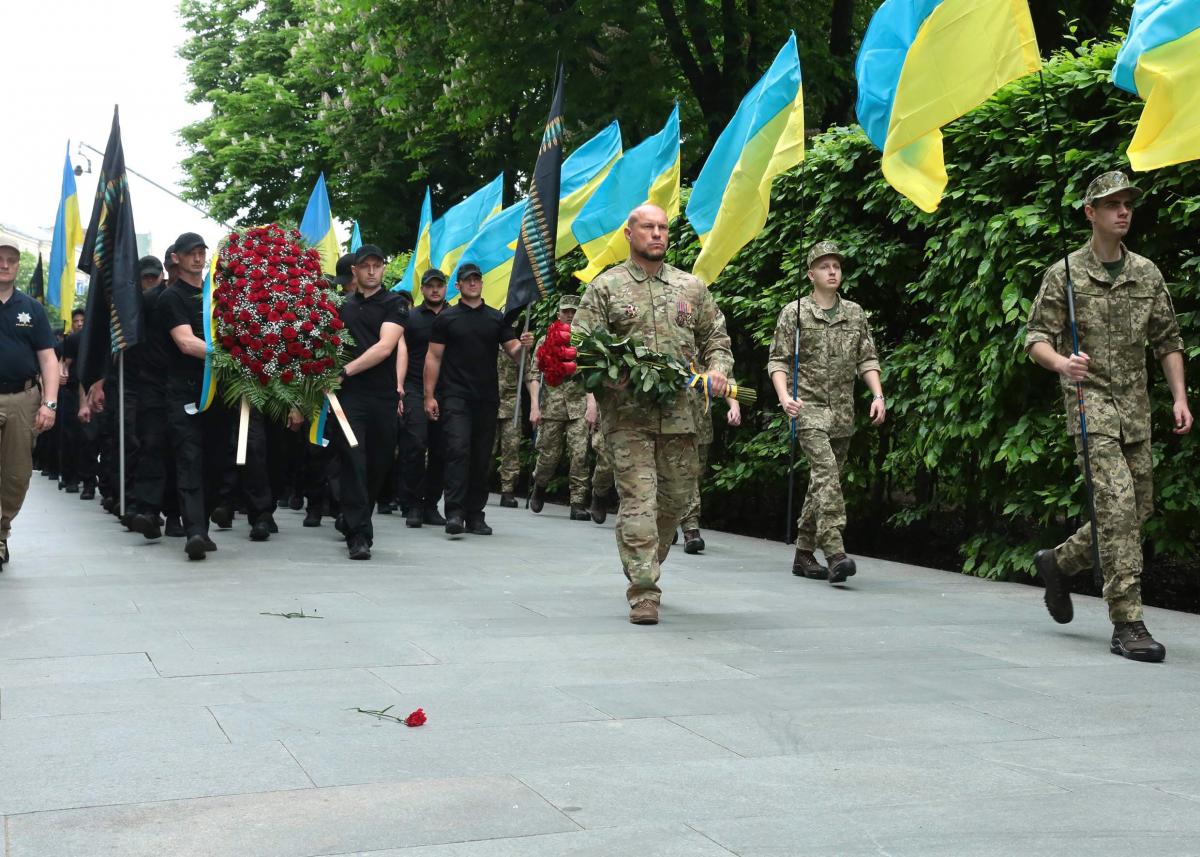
1053, 434, 1152, 623
795, 429, 850, 556
609, 428, 698, 606
591, 428, 614, 496
679, 442, 710, 532
492, 414, 522, 493
533, 417, 590, 505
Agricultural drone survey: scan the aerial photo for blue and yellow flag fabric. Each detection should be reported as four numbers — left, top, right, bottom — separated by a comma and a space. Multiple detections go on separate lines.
505, 63, 565, 324
688, 34, 804, 285
395, 187, 433, 297
572, 105, 680, 283
855, 0, 1040, 212
308, 398, 330, 447
556, 120, 622, 255
1112, 0, 1200, 171
447, 122, 626, 308
47, 142, 84, 325
185, 253, 220, 415
299, 172, 340, 277
435, 173, 504, 302
349, 220, 362, 253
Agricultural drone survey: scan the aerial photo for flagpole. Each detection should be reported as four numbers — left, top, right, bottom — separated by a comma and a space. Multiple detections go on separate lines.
513, 311, 530, 428
118, 350, 126, 517
784, 158, 806, 544
1036, 69, 1104, 589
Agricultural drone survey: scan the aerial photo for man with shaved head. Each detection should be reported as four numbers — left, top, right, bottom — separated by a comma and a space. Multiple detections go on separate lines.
573, 204, 734, 625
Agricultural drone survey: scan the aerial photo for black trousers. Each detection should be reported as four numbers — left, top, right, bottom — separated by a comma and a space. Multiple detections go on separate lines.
399, 383, 444, 513
334, 391, 399, 541
96, 386, 138, 503
217, 405, 274, 523
167, 389, 233, 538
441, 395, 498, 520
132, 383, 178, 517
58, 386, 97, 488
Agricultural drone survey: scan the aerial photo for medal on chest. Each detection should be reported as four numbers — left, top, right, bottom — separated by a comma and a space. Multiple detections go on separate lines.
675, 300, 694, 327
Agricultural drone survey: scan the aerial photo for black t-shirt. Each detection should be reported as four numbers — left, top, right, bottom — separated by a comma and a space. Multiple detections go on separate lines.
341, 287, 406, 398
139, 281, 171, 388
430, 300, 517, 403
62, 331, 82, 385
0, 289, 56, 383
157, 280, 206, 389
400, 302, 444, 390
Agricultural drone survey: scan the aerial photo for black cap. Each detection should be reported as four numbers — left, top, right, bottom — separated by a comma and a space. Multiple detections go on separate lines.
138, 256, 163, 278
163, 245, 178, 267
173, 232, 208, 254
457, 262, 482, 281
421, 268, 447, 285
395, 289, 414, 305
354, 244, 386, 264
330, 253, 355, 286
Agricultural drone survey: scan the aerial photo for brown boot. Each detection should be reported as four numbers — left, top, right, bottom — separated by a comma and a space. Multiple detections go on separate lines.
629, 599, 659, 625
827, 553, 857, 584
792, 549, 828, 579
1035, 549, 1073, 624
1111, 621, 1166, 663
683, 529, 705, 554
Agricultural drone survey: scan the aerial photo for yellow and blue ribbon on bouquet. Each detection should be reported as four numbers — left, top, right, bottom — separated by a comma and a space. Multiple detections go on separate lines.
308, 399, 330, 447
185, 254, 220, 415
687, 363, 748, 413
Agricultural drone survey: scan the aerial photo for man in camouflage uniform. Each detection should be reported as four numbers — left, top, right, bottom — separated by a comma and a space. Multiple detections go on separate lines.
678, 393, 742, 554
768, 240, 885, 584
494, 340, 533, 507
1025, 171, 1191, 663
574, 204, 734, 625
528, 295, 593, 520
588, 394, 614, 523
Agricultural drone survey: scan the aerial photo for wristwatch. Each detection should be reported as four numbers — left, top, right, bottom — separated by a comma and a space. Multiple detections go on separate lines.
42, 400, 57, 411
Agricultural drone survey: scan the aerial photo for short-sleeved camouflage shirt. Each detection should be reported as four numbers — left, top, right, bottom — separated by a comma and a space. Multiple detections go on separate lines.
1025, 242, 1184, 443
766, 295, 881, 438
532, 332, 587, 420
574, 259, 734, 435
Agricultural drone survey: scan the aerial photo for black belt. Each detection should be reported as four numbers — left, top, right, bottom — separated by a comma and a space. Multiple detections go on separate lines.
0, 378, 37, 395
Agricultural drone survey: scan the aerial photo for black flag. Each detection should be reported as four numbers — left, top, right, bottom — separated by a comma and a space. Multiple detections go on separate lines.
27, 253, 45, 302
76, 106, 141, 388
504, 63, 564, 324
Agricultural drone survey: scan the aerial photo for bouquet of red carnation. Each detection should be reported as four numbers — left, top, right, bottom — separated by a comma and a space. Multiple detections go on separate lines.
212, 224, 354, 422
535, 320, 577, 387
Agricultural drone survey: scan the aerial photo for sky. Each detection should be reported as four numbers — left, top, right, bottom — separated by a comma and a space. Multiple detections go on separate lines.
2, 1, 233, 259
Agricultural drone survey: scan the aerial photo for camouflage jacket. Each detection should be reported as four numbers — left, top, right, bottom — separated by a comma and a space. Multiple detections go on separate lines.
496, 345, 533, 420
575, 259, 734, 435
1025, 241, 1183, 443
532, 333, 587, 420
766, 295, 881, 438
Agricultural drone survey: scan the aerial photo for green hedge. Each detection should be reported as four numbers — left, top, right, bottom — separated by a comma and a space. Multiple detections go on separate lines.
654, 41, 1198, 580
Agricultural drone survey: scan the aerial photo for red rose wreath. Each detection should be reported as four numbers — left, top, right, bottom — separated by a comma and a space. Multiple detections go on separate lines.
211, 224, 353, 423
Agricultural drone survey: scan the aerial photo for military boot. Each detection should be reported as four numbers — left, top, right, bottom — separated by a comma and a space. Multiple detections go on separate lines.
792, 549, 828, 579
570, 505, 591, 521
529, 483, 546, 513
499, 492, 518, 508
589, 492, 607, 524
683, 529, 705, 554
1035, 549, 1073, 624
1111, 621, 1166, 663
629, 599, 659, 625
827, 553, 857, 584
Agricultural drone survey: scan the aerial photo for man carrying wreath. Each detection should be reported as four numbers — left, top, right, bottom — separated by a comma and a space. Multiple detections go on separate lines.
573, 204, 734, 625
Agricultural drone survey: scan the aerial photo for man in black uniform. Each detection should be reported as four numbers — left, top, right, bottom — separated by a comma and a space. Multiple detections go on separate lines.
399, 268, 448, 529
423, 263, 531, 536
57, 309, 95, 496
334, 244, 405, 560
0, 238, 59, 570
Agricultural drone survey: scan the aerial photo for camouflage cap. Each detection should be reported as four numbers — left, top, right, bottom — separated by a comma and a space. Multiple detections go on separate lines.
1084, 171, 1142, 206
558, 294, 580, 311
806, 240, 844, 269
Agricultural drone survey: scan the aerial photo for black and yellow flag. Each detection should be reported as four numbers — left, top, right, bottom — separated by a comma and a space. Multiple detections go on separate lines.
76, 106, 141, 388
27, 253, 45, 302
504, 63, 564, 324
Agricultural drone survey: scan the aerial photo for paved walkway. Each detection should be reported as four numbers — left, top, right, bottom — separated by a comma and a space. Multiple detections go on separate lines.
3, 476, 1200, 856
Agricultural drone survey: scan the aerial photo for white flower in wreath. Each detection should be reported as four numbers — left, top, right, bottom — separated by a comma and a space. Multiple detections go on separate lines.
16, 311, 32, 325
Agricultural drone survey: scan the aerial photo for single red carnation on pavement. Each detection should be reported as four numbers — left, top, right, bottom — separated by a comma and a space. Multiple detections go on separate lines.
404, 708, 427, 727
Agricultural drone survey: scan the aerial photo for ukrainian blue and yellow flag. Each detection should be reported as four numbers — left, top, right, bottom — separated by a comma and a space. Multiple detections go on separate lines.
1112, 0, 1200, 171
299, 172, 340, 276
446, 123, 627, 305
308, 399, 330, 447
556, 120, 622, 255
47, 143, 84, 326
572, 105, 680, 282
396, 187, 433, 297
349, 220, 362, 253
185, 253, 220, 415
435, 173, 504, 302
688, 34, 804, 285
855, 0, 1040, 212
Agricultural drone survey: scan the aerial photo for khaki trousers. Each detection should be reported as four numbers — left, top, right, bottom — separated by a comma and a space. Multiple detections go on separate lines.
0, 386, 41, 539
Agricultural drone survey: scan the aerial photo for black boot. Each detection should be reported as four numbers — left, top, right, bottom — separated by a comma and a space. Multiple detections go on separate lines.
499, 492, 518, 508
683, 529, 705, 554
589, 492, 607, 524
792, 549, 827, 579
827, 553, 857, 584
529, 484, 546, 513
1035, 549, 1073, 624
